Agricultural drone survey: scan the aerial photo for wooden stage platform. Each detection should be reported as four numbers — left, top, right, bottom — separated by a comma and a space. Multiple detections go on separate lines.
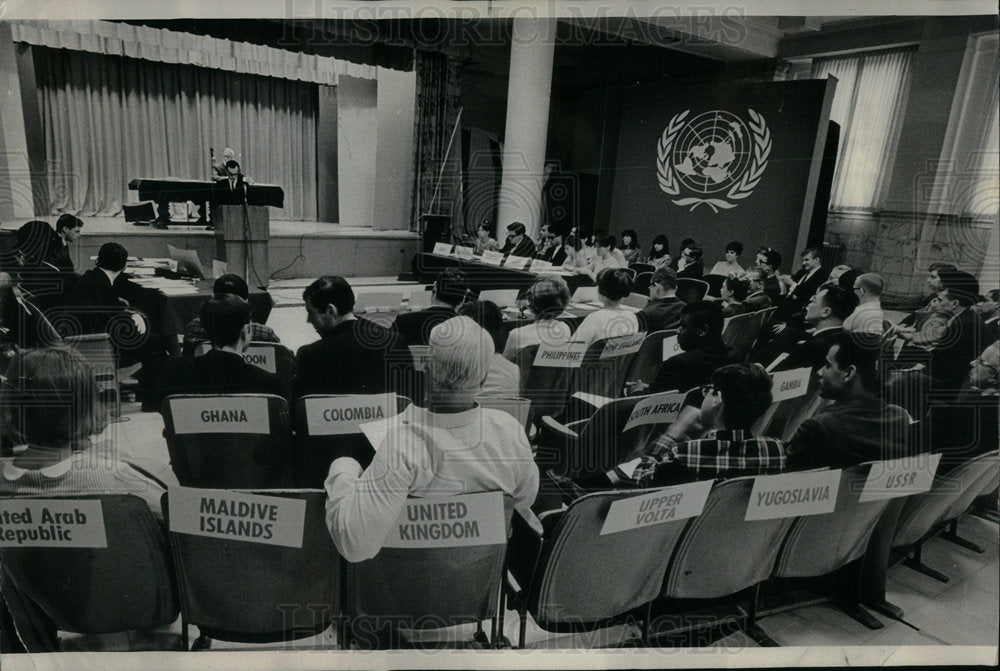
1, 217, 420, 281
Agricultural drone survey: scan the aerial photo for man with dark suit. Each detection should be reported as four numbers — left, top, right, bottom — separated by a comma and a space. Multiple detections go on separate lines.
499, 222, 537, 258
535, 224, 567, 267
757, 248, 784, 303
65, 242, 139, 337
926, 270, 998, 390
765, 284, 857, 372
741, 268, 773, 312
782, 248, 828, 306
212, 160, 249, 207
390, 268, 468, 346
638, 267, 684, 332
674, 244, 704, 279
295, 276, 403, 398
642, 301, 739, 394
155, 294, 281, 411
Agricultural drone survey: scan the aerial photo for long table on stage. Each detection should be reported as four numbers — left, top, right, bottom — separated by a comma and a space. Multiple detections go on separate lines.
413, 251, 592, 293
128, 177, 285, 222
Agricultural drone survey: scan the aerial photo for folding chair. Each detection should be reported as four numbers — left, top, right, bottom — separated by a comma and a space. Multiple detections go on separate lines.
675, 278, 709, 304
243, 341, 295, 401
623, 329, 677, 389
162, 393, 293, 488
163, 489, 339, 649
651, 475, 796, 646
620, 293, 649, 310
620, 267, 637, 281
765, 464, 896, 630
343, 493, 513, 649
751, 367, 820, 441
720, 311, 760, 361
702, 274, 727, 298
892, 450, 998, 583
63, 332, 121, 418
0, 494, 179, 652
514, 344, 575, 429
293, 393, 411, 487
476, 396, 532, 432
504, 488, 692, 648
633, 271, 653, 296
574, 332, 646, 400
537, 393, 665, 481
629, 263, 655, 275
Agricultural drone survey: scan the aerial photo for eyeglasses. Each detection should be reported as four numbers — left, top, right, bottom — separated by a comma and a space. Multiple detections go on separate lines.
700, 384, 718, 397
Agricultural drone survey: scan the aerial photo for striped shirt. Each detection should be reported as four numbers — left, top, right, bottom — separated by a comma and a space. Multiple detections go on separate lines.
632, 429, 787, 486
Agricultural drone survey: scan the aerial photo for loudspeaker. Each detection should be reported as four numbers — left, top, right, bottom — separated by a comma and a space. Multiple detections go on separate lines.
421, 214, 451, 252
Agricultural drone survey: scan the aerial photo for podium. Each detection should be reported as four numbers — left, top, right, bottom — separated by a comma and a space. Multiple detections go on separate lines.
214, 205, 270, 289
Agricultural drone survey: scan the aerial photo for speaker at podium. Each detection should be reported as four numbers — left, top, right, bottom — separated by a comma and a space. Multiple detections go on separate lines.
214, 205, 270, 289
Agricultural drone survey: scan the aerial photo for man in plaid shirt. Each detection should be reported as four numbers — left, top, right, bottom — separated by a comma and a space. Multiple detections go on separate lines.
182, 274, 279, 355
626, 363, 786, 487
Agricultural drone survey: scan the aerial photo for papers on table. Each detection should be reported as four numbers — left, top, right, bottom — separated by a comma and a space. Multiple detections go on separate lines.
131, 277, 200, 295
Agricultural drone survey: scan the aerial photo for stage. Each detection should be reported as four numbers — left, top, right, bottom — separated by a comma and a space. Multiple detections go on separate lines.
0, 216, 420, 281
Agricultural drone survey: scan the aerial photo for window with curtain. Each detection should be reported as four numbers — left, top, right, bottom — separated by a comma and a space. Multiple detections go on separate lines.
812, 48, 914, 211
31, 46, 319, 221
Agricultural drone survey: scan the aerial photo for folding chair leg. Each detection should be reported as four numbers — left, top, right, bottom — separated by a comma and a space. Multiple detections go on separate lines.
837, 601, 884, 630
473, 621, 489, 647
745, 584, 779, 647
495, 589, 507, 649
518, 606, 528, 649
903, 544, 950, 583
940, 520, 985, 553
181, 617, 188, 651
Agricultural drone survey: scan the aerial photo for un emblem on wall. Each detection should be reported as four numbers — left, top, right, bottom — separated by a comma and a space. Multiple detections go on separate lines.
657, 109, 771, 213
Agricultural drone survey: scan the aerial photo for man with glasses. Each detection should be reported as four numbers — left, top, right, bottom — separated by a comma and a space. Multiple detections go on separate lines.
742, 268, 772, 312
675, 243, 704, 279
843, 273, 886, 336
499, 221, 537, 259
618, 363, 786, 487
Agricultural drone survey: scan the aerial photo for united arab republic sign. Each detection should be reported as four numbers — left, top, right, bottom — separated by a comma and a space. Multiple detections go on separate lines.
657, 109, 771, 213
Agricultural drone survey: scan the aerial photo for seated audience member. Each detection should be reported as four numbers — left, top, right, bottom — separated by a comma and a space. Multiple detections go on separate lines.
8, 220, 77, 312
638, 267, 684, 332
969, 340, 1000, 394
65, 242, 140, 335
742, 268, 773, 312
786, 335, 911, 470
534, 223, 567, 266
709, 240, 745, 276
575, 233, 626, 282
472, 222, 499, 255
458, 300, 520, 398
926, 270, 997, 390
675, 244, 705, 279
720, 276, 750, 317
647, 235, 672, 270
390, 268, 468, 346
780, 247, 828, 309
50, 214, 84, 274
624, 363, 786, 487
295, 276, 401, 398
499, 221, 537, 258
0, 347, 165, 517
844, 273, 886, 336
157, 294, 281, 408
182, 273, 279, 355
324, 316, 540, 563
503, 276, 572, 360
757, 248, 784, 302
643, 301, 739, 394
827, 264, 853, 286
763, 284, 857, 371
571, 268, 640, 348
619, 229, 642, 264
975, 288, 999, 336
560, 236, 583, 272
835, 268, 861, 293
